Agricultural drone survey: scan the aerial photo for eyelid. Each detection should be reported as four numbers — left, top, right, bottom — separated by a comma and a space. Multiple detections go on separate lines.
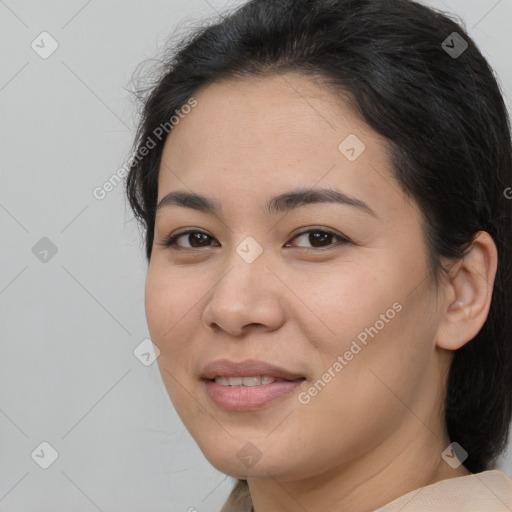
157, 226, 350, 250
289, 225, 343, 239
286, 226, 350, 249
158, 227, 216, 249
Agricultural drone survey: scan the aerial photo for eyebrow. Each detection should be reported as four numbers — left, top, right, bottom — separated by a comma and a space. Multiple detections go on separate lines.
156, 187, 376, 217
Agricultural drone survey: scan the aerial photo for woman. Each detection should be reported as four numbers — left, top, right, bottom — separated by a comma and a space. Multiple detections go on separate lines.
125, 0, 512, 510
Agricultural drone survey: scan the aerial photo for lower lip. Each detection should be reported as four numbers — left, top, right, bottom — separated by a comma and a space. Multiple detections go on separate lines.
203, 379, 305, 411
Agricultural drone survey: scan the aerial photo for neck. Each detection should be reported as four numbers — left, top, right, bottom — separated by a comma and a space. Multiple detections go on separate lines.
247, 420, 471, 512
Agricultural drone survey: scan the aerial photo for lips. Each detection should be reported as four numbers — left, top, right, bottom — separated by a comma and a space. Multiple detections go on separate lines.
201, 358, 306, 381
204, 378, 305, 411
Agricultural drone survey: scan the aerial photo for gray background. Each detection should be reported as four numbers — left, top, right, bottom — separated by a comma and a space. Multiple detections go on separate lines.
1, 0, 511, 511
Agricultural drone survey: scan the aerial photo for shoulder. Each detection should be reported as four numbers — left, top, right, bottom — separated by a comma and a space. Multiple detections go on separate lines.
374, 470, 512, 512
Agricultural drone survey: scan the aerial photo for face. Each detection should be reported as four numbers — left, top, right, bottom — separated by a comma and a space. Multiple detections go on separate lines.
145, 72, 445, 481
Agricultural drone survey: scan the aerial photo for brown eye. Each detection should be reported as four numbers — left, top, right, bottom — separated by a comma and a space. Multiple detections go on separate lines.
159, 230, 220, 249
286, 229, 349, 249
158, 227, 349, 251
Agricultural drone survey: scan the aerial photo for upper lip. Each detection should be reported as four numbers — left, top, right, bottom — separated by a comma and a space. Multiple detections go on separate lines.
201, 359, 306, 380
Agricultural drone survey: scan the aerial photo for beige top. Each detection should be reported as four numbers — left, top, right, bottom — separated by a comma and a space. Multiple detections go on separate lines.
374, 469, 512, 511
222, 470, 512, 511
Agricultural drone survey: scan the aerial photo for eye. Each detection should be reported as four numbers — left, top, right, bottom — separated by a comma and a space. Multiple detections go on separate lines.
157, 229, 219, 249
285, 228, 350, 250
157, 227, 349, 251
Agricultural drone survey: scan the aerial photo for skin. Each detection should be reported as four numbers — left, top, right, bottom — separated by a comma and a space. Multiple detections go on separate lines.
144, 72, 497, 512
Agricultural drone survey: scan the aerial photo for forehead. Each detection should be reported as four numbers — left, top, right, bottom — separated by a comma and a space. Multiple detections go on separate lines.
157, 72, 413, 222
160, 72, 359, 169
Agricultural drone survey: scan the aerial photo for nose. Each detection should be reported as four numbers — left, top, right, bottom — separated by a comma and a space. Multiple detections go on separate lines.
202, 250, 287, 337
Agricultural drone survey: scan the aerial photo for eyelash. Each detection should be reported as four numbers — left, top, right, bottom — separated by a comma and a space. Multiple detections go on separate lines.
157, 227, 350, 251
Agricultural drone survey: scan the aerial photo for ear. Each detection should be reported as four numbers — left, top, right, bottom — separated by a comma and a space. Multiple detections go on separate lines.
436, 231, 498, 351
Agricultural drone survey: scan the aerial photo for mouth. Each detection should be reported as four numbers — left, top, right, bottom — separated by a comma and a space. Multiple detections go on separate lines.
200, 359, 307, 411
204, 376, 306, 386
201, 358, 306, 381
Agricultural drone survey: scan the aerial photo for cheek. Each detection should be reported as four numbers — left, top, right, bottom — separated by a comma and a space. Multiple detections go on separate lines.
144, 264, 194, 351
292, 254, 431, 395
144, 269, 170, 341
288, 259, 392, 346
144, 267, 196, 409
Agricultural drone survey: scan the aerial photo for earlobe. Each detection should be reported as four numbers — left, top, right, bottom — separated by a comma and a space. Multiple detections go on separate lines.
436, 231, 498, 351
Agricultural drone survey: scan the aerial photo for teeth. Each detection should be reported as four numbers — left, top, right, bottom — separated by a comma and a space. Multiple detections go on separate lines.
214, 376, 277, 386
